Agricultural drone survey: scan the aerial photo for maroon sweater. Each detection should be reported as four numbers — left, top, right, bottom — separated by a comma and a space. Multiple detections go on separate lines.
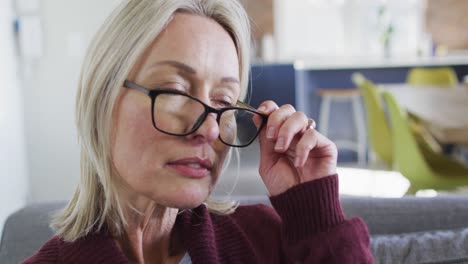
22, 175, 373, 263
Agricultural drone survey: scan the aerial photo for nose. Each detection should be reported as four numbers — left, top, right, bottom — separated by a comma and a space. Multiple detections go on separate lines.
186, 112, 220, 144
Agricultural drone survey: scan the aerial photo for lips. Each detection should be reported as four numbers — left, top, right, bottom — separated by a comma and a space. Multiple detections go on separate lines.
167, 157, 213, 179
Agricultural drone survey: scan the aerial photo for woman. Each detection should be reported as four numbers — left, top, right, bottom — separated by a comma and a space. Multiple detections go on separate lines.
23, 0, 372, 263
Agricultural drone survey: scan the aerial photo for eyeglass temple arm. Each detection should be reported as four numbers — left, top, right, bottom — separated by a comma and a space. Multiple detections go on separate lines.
236, 101, 269, 124
124, 80, 150, 95
236, 101, 258, 111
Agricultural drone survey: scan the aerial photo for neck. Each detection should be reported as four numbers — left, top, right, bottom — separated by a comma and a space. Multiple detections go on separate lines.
116, 202, 183, 264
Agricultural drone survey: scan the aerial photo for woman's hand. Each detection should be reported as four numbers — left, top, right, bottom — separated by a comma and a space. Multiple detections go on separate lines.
255, 101, 338, 196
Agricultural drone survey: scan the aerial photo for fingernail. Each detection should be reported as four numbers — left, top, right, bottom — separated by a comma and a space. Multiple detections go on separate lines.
258, 106, 267, 113
267, 126, 275, 139
275, 137, 285, 150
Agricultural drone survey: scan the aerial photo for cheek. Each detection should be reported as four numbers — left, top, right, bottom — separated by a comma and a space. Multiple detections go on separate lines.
111, 98, 156, 174
213, 143, 231, 176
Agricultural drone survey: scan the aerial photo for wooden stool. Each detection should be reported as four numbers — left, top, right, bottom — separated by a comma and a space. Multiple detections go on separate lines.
318, 88, 367, 166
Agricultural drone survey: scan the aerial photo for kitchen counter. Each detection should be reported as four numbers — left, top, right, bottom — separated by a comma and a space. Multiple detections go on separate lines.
293, 55, 468, 70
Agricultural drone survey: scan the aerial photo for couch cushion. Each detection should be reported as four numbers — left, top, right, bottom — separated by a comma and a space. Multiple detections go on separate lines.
0, 202, 64, 264
371, 227, 468, 264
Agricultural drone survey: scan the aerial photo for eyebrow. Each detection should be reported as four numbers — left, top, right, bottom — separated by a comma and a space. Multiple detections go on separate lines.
220, 77, 240, 84
150, 60, 240, 84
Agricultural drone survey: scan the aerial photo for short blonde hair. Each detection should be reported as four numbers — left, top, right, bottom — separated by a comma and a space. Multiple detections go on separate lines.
52, 0, 251, 242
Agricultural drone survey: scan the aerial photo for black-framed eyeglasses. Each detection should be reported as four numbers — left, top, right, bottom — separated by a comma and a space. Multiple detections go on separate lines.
123, 80, 267, 147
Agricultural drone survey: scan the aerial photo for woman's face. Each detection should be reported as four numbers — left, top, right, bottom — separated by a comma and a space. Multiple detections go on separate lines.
111, 13, 240, 209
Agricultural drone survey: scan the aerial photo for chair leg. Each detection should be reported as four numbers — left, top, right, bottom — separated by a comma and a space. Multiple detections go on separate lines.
367, 153, 389, 170
318, 95, 331, 136
352, 95, 367, 166
405, 185, 418, 195
453, 145, 467, 163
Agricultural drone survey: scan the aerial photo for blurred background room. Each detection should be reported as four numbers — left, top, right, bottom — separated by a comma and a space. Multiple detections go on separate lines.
1, 0, 468, 237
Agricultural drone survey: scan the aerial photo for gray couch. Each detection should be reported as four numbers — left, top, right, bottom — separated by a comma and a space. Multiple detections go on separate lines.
2, 196, 468, 264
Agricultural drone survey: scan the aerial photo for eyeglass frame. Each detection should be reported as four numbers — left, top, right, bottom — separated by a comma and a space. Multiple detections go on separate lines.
123, 80, 268, 147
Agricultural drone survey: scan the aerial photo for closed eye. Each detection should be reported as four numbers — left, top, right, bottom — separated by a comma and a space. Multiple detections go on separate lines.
212, 96, 235, 108
211, 101, 233, 109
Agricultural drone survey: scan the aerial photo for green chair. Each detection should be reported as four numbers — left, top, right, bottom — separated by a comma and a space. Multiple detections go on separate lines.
382, 90, 468, 194
352, 73, 392, 166
406, 67, 458, 87
352, 73, 444, 168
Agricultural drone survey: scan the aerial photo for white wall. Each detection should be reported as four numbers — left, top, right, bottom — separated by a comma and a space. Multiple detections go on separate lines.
274, 0, 345, 59
274, 0, 426, 60
0, 0, 28, 234
23, 0, 119, 202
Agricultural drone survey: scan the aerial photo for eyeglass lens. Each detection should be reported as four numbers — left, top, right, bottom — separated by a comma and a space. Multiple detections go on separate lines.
153, 93, 261, 147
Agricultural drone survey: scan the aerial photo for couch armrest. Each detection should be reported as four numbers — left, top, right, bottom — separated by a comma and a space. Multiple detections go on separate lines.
0, 201, 65, 264
341, 196, 468, 235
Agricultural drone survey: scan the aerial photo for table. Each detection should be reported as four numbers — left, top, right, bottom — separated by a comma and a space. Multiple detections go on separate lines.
383, 84, 468, 146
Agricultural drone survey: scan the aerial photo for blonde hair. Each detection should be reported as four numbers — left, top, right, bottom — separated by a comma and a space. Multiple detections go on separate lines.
51, 0, 251, 241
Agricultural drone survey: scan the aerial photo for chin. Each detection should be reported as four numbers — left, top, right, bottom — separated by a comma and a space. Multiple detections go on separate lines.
164, 184, 212, 209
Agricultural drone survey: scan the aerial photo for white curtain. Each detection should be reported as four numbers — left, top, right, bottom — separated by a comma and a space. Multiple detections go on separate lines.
0, 0, 28, 236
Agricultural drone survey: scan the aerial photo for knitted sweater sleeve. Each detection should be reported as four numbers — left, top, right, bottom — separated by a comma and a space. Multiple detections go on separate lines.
269, 174, 374, 263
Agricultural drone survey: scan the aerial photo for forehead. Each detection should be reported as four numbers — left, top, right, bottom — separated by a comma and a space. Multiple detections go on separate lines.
133, 13, 239, 82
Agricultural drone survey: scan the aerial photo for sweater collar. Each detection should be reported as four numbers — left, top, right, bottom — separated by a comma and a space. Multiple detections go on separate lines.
60, 204, 218, 263
176, 204, 219, 264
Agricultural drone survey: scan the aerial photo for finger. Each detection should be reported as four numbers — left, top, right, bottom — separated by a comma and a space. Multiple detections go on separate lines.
293, 128, 319, 167
256, 102, 288, 177
253, 100, 278, 127
294, 129, 337, 167
265, 104, 296, 141
257, 100, 279, 114
274, 111, 308, 153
